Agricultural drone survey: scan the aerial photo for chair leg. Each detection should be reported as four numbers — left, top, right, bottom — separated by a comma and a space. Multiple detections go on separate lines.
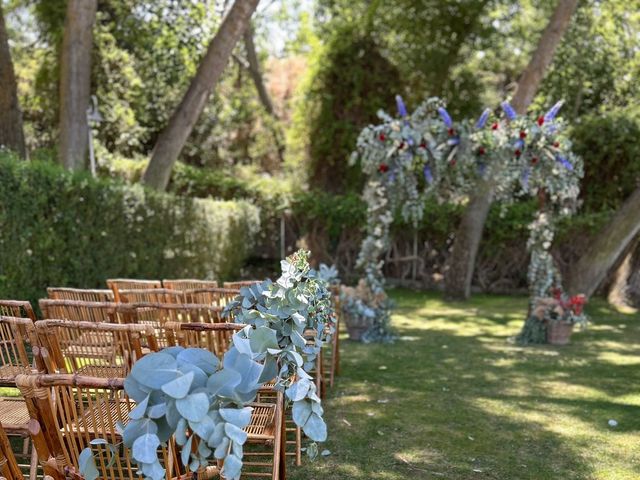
278, 400, 287, 479
29, 441, 38, 480
295, 427, 302, 467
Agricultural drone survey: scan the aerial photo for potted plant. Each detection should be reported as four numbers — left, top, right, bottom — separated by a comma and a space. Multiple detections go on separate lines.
532, 288, 587, 345
339, 280, 393, 342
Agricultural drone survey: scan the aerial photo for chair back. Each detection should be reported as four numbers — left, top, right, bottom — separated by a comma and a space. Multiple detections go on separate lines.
163, 322, 243, 358
106, 279, 161, 302
183, 288, 239, 307
0, 316, 40, 384
38, 300, 132, 324
35, 320, 157, 378
0, 300, 36, 322
162, 279, 218, 290
118, 288, 185, 304
130, 303, 225, 347
47, 288, 114, 303
16, 373, 187, 480
222, 280, 262, 289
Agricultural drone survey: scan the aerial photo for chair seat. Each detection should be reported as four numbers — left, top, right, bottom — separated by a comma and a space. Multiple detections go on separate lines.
0, 397, 30, 434
0, 364, 31, 383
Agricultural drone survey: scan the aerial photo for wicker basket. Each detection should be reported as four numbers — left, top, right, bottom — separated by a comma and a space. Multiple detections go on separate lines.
344, 314, 370, 342
547, 321, 574, 345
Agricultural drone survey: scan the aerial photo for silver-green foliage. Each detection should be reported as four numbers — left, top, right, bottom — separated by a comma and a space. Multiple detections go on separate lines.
79, 250, 333, 480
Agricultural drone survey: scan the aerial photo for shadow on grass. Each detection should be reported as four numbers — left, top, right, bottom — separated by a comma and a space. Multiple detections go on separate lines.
288, 289, 640, 480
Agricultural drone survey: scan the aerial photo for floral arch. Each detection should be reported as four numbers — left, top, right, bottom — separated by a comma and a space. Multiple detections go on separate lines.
350, 96, 584, 343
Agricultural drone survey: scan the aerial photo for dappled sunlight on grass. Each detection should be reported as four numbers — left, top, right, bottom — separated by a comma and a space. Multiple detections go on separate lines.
289, 289, 640, 480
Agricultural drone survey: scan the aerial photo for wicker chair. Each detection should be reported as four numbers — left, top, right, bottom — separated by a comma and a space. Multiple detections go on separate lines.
182, 288, 239, 307
162, 322, 242, 358
162, 279, 218, 290
222, 280, 262, 289
17, 372, 285, 480
15, 374, 196, 480
118, 288, 186, 304
0, 423, 22, 480
129, 303, 226, 348
38, 300, 132, 324
0, 301, 36, 322
46, 288, 114, 303
34, 320, 157, 378
106, 279, 161, 303
0, 316, 41, 480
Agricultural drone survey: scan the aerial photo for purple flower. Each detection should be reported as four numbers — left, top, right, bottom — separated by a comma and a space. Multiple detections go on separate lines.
556, 155, 573, 170
407, 137, 415, 146
447, 137, 460, 146
521, 168, 530, 189
513, 139, 525, 150
501, 101, 517, 120
475, 108, 491, 129
396, 95, 408, 117
544, 100, 564, 122
438, 107, 453, 128
423, 165, 433, 183
477, 162, 486, 176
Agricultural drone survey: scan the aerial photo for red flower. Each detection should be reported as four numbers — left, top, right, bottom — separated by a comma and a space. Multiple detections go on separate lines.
399, 141, 405, 149
448, 128, 455, 136
552, 287, 563, 300
553, 141, 560, 148
569, 294, 587, 314
378, 163, 389, 173
531, 157, 539, 165
514, 149, 522, 157
379, 133, 386, 141
478, 147, 486, 155
537, 116, 544, 126
491, 122, 499, 130
450, 158, 457, 167
519, 130, 527, 139
419, 142, 427, 149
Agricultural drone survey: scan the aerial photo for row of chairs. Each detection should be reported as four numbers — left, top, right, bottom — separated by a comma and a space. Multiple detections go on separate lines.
0, 278, 341, 480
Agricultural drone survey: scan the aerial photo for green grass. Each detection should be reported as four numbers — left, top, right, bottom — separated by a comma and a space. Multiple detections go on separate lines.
290, 289, 640, 480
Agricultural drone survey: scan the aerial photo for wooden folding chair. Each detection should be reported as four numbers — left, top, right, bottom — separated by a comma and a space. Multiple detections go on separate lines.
0, 316, 42, 480
16, 374, 197, 480
118, 288, 186, 304
0, 302, 36, 323
46, 288, 114, 303
222, 280, 262, 289
129, 303, 226, 348
106, 279, 161, 303
162, 279, 218, 290
34, 320, 157, 378
38, 300, 132, 324
182, 288, 239, 307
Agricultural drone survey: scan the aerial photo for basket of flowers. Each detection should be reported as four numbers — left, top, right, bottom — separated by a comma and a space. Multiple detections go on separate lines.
532, 288, 587, 345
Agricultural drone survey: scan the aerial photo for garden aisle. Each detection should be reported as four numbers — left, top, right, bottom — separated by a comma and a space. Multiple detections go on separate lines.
291, 290, 640, 480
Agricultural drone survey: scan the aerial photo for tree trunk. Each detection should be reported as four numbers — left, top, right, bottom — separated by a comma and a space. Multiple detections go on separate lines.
443, 0, 579, 300
58, 0, 97, 171
142, 0, 260, 191
567, 187, 640, 298
244, 24, 285, 163
0, 4, 27, 159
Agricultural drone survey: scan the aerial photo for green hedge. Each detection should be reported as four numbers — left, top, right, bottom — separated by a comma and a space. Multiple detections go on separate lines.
0, 155, 260, 304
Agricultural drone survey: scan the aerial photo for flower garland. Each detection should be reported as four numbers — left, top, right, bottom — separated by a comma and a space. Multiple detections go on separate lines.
350, 96, 584, 343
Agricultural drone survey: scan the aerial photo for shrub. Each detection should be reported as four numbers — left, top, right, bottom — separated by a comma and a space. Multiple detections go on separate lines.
0, 154, 260, 304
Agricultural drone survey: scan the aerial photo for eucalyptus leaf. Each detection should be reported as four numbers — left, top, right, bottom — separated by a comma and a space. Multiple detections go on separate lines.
161, 371, 194, 399
214, 437, 230, 459
292, 399, 312, 427
181, 436, 193, 467
176, 392, 209, 422
219, 407, 252, 428
132, 433, 160, 464
79, 447, 99, 480
222, 453, 243, 480
177, 348, 219, 375
224, 423, 248, 445
303, 413, 327, 442
131, 353, 178, 389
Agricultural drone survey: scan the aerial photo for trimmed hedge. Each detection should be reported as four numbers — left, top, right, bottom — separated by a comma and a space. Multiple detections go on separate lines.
0, 155, 260, 304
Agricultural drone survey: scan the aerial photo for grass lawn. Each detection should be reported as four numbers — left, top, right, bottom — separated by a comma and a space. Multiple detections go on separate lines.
289, 289, 640, 480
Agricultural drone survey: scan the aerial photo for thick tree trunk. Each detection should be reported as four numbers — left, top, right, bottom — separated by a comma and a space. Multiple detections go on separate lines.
0, 5, 27, 159
142, 0, 260, 191
58, 0, 97, 171
244, 24, 284, 163
567, 187, 640, 298
443, 0, 579, 300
